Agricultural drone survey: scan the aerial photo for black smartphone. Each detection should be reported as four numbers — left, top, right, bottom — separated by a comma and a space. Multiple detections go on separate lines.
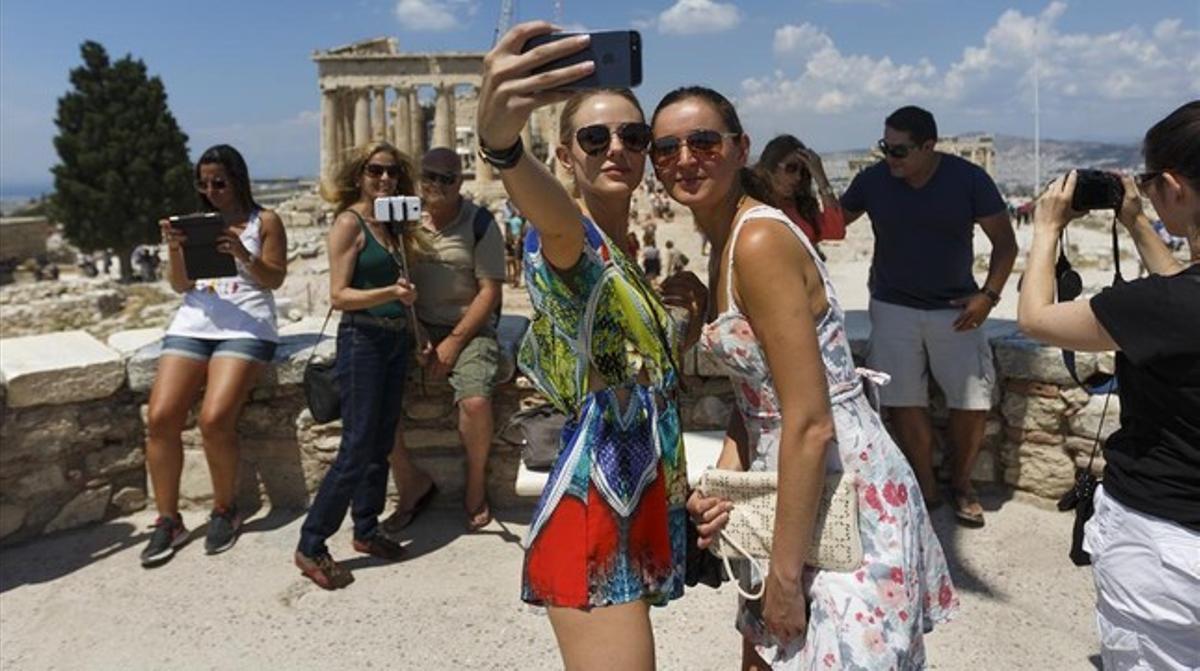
522, 30, 642, 90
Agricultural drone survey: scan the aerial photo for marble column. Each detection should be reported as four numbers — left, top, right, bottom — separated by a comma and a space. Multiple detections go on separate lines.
433, 84, 455, 149
409, 87, 425, 158
320, 87, 337, 184
353, 89, 370, 148
339, 89, 354, 154
373, 87, 387, 141
393, 86, 412, 156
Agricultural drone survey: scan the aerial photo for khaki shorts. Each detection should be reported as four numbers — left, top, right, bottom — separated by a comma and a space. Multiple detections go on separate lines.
424, 324, 500, 403
865, 298, 995, 410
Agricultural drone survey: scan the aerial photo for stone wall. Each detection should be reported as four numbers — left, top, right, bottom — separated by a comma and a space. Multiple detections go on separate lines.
1, 316, 1115, 545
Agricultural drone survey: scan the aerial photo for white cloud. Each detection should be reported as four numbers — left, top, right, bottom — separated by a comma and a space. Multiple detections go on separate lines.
393, 0, 476, 31
656, 0, 741, 35
740, 3, 1200, 142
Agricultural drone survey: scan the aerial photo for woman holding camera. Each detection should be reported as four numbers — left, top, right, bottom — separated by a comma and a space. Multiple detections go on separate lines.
477, 22, 707, 670
294, 141, 426, 590
752, 134, 845, 251
656, 87, 956, 669
145, 144, 287, 567
1018, 101, 1199, 671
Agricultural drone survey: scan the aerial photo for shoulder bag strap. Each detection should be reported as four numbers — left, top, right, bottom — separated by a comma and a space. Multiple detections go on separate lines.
304, 307, 335, 369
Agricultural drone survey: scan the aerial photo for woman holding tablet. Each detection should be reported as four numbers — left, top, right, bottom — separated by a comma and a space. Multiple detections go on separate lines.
144, 144, 287, 567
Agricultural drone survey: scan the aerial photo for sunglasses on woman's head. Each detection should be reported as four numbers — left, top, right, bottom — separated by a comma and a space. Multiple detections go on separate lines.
575, 122, 653, 156
877, 139, 918, 159
195, 178, 228, 192
650, 129, 739, 166
364, 163, 403, 179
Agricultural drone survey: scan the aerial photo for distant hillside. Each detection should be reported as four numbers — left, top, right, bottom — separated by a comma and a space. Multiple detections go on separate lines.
820, 135, 1142, 196
992, 135, 1141, 195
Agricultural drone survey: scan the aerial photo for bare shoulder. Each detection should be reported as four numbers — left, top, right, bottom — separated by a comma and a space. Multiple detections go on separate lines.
733, 217, 812, 271
329, 210, 365, 249
258, 208, 285, 230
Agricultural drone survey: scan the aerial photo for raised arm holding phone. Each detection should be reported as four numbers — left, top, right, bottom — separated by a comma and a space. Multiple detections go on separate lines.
478, 22, 705, 671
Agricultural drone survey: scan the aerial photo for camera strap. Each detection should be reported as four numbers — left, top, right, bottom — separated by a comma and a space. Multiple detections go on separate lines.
1058, 215, 1124, 395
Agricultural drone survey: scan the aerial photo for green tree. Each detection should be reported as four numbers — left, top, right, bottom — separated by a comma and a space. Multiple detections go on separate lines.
51, 41, 194, 280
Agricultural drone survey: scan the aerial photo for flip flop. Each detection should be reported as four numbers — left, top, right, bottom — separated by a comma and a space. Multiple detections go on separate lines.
465, 499, 492, 532
382, 482, 438, 533
952, 488, 985, 528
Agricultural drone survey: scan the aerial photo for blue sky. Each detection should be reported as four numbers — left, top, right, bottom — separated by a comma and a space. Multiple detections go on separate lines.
2, 0, 1197, 196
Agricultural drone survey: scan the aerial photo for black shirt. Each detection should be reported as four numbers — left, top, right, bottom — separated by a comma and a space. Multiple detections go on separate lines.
1090, 263, 1200, 530
840, 155, 1006, 310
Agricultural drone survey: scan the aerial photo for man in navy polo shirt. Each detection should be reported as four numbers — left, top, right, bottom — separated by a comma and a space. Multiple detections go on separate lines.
841, 106, 1017, 527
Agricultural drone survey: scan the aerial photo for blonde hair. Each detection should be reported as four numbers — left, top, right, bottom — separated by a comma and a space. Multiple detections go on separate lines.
321, 141, 431, 259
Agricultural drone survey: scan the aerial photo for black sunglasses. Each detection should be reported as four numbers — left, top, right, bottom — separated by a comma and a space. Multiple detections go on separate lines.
195, 178, 228, 192
650, 129, 739, 166
1135, 171, 1163, 190
877, 139, 919, 159
780, 160, 805, 174
364, 163, 403, 179
421, 170, 458, 186
575, 122, 653, 156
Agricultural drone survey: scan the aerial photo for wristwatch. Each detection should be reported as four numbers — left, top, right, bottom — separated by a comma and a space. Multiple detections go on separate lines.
479, 136, 524, 171
981, 287, 1001, 305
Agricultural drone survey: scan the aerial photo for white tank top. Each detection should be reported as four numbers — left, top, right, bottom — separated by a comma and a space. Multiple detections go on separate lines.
165, 209, 279, 342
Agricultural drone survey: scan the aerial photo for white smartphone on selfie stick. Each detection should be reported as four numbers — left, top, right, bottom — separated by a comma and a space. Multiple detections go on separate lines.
373, 196, 428, 354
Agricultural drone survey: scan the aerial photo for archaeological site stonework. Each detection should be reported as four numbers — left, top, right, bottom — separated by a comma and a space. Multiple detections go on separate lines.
0, 315, 1114, 545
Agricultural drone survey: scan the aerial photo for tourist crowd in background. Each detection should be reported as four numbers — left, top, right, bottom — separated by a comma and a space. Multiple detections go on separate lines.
138, 20, 1198, 671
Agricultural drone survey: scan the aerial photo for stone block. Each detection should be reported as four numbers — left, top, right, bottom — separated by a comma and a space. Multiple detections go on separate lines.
1003, 426, 1064, 446
0, 503, 26, 540
44, 485, 111, 533
1003, 443, 1076, 499
694, 347, 726, 378
126, 340, 164, 393
9, 464, 66, 499
84, 444, 145, 477
1000, 393, 1067, 433
106, 328, 164, 357
0, 414, 80, 464
689, 395, 731, 429
111, 486, 147, 514
1067, 394, 1122, 441
0, 331, 124, 407
993, 334, 1108, 387
1004, 379, 1061, 399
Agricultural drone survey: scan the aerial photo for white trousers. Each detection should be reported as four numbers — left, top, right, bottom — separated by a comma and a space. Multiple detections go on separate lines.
1083, 485, 1200, 670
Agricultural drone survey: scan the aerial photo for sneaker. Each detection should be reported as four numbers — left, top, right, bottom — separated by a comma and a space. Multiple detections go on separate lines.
204, 505, 242, 555
352, 532, 407, 562
140, 515, 190, 567
294, 550, 354, 590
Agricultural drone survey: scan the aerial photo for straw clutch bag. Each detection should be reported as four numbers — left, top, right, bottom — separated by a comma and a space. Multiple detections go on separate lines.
699, 468, 862, 599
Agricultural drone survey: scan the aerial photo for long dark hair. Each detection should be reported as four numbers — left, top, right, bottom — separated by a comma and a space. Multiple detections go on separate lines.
1144, 100, 1200, 191
196, 144, 260, 212
755, 134, 819, 229
650, 86, 775, 206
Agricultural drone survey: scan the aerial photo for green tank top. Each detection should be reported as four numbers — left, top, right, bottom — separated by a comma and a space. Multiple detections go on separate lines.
348, 211, 405, 319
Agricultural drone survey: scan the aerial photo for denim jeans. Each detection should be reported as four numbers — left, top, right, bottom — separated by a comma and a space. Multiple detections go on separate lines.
298, 319, 412, 557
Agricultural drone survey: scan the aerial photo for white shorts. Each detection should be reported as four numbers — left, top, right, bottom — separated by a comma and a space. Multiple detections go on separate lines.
1083, 485, 1200, 671
866, 298, 995, 410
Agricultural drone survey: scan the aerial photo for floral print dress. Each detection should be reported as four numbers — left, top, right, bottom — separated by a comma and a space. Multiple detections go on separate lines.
699, 205, 957, 670
518, 217, 688, 609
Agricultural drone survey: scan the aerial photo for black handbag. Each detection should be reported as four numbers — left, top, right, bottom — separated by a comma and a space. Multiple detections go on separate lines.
498, 402, 568, 471
303, 308, 340, 424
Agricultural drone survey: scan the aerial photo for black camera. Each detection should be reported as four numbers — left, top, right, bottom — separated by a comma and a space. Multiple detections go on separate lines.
1071, 169, 1124, 211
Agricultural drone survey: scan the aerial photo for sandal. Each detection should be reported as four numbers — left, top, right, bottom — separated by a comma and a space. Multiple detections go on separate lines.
382, 482, 439, 533
952, 487, 985, 528
465, 499, 492, 532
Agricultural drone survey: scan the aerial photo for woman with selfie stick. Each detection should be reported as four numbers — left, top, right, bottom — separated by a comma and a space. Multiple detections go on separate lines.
294, 141, 429, 590
145, 144, 287, 567
478, 23, 708, 670
1018, 101, 1199, 671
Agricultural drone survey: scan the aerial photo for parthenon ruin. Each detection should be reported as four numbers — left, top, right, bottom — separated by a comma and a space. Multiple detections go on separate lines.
313, 37, 557, 188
